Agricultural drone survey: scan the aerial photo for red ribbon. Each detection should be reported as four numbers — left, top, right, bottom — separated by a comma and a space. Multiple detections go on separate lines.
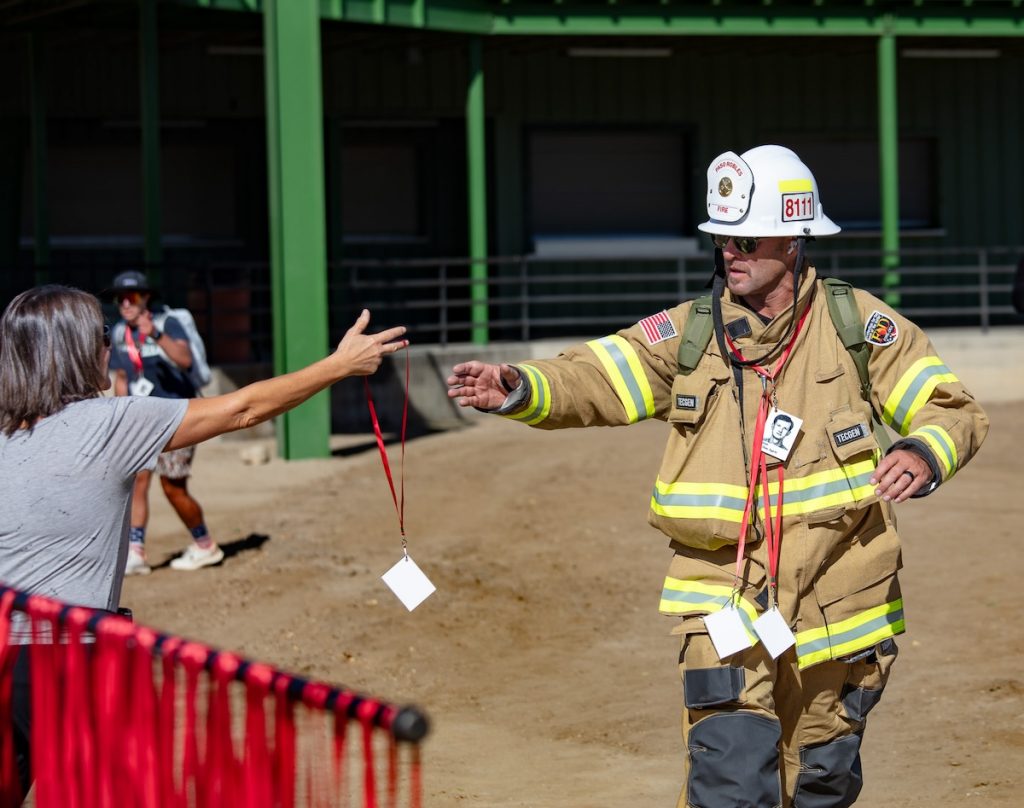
725, 304, 812, 599
364, 348, 410, 540
123, 327, 144, 375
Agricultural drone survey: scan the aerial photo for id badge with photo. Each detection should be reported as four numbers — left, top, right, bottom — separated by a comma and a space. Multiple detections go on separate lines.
761, 407, 803, 462
129, 376, 155, 397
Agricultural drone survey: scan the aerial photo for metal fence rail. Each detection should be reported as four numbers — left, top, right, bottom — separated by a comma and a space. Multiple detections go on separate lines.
3, 245, 1021, 363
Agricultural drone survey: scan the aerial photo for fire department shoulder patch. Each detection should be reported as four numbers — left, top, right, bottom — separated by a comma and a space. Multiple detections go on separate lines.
864, 311, 898, 346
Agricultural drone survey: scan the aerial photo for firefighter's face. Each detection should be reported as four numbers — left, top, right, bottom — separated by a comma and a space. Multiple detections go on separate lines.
720, 236, 794, 300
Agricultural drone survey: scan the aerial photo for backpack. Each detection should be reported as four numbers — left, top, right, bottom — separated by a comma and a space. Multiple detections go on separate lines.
112, 307, 213, 391
153, 306, 213, 390
676, 277, 890, 449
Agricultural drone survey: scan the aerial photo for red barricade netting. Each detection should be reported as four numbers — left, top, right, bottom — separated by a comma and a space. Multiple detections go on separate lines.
0, 585, 428, 808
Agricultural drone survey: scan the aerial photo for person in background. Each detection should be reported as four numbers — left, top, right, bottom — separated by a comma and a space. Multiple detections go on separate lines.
106, 270, 215, 574
0, 284, 406, 795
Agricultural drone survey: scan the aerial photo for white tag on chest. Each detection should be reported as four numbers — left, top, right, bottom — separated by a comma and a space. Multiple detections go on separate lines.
381, 554, 436, 612
761, 407, 803, 462
129, 377, 154, 397
752, 607, 796, 659
703, 606, 757, 660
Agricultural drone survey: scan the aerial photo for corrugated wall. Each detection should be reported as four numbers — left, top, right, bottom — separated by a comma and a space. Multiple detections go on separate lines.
2, 25, 1022, 262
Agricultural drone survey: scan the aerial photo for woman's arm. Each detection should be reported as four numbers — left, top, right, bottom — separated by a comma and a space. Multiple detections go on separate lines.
165, 310, 407, 450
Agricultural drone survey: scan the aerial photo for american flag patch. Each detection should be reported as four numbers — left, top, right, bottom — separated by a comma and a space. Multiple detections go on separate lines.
638, 311, 678, 345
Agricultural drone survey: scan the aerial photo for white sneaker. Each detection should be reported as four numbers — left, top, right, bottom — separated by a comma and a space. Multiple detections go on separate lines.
170, 543, 224, 571
125, 545, 151, 576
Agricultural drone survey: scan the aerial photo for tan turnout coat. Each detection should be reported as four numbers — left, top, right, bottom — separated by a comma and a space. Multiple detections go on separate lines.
503, 267, 988, 668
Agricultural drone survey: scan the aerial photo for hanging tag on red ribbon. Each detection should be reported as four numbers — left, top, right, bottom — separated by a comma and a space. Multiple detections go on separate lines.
365, 347, 436, 611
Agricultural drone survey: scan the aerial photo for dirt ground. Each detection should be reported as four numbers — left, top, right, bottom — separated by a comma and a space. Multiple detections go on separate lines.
124, 400, 1023, 807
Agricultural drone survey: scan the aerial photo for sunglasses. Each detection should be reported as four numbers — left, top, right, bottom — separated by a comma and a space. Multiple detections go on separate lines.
711, 234, 761, 255
102, 324, 111, 348
116, 291, 144, 306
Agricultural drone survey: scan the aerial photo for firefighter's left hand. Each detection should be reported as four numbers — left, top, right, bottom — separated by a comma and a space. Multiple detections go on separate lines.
870, 449, 932, 503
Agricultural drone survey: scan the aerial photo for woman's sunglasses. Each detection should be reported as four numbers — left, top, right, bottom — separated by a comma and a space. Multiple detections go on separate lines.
102, 324, 111, 348
711, 234, 760, 255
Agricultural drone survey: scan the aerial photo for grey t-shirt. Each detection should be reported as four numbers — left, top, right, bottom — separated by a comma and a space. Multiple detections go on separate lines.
0, 396, 188, 641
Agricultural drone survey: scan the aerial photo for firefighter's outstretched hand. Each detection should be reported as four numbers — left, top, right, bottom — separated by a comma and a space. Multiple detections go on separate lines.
870, 448, 933, 503
447, 361, 521, 410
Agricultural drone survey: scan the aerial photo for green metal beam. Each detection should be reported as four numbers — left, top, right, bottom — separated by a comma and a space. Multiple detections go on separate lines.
490, 11, 1024, 37
264, 0, 332, 460
29, 32, 49, 278
175, 0, 1024, 36
466, 37, 489, 345
140, 0, 163, 272
878, 26, 901, 306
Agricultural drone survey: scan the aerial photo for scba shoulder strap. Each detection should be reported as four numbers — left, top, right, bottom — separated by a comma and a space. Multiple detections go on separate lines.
676, 277, 890, 448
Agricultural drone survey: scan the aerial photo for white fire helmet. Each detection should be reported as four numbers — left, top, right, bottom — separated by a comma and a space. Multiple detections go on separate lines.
697, 145, 840, 239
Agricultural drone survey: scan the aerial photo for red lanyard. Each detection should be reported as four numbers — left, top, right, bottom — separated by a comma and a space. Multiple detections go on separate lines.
364, 347, 410, 549
123, 327, 144, 374
725, 303, 812, 605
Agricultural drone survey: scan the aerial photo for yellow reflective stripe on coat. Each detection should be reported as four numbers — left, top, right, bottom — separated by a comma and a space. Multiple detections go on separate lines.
503, 364, 551, 425
651, 459, 876, 522
795, 599, 905, 669
660, 577, 759, 642
755, 459, 877, 517
586, 336, 656, 423
651, 480, 749, 522
882, 357, 959, 435
907, 424, 958, 480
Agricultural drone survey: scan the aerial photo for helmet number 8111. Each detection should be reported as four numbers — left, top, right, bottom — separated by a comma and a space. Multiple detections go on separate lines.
782, 192, 815, 222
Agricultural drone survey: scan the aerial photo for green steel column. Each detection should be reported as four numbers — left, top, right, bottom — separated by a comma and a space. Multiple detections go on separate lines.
29, 33, 49, 279
466, 37, 489, 345
263, 0, 331, 460
878, 27, 901, 306
140, 0, 163, 273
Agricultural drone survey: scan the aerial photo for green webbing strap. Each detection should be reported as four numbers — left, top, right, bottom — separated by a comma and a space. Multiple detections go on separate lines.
822, 278, 891, 450
822, 278, 871, 401
675, 278, 891, 449
677, 296, 713, 375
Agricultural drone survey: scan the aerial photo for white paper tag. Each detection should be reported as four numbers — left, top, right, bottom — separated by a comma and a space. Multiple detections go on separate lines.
761, 407, 802, 462
381, 555, 436, 611
703, 607, 756, 660
129, 376, 154, 397
753, 608, 796, 659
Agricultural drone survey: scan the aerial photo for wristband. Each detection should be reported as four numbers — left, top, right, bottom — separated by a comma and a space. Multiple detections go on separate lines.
150, 329, 162, 341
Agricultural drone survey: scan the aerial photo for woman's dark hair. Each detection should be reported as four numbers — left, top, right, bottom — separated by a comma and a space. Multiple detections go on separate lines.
0, 285, 108, 435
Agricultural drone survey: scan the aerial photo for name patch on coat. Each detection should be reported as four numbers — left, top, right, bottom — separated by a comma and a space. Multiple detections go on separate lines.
865, 311, 898, 346
832, 423, 868, 447
676, 394, 698, 410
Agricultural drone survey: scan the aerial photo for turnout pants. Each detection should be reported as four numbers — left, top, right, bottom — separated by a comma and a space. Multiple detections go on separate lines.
676, 622, 897, 808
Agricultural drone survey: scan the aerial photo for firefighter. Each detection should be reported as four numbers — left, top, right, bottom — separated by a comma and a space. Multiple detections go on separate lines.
447, 144, 989, 807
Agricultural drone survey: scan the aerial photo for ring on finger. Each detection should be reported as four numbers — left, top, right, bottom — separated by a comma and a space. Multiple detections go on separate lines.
900, 470, 915, 482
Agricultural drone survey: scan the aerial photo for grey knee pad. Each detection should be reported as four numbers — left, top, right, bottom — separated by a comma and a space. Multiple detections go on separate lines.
794, 733, 863, 808
687, 712, 782, 808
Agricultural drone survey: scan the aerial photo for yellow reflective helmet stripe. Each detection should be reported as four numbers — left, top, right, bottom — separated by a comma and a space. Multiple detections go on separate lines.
778, 179, 813, 193
503, 364, 552, 425
586, 336, 656, 424
882, 357, 959, 435
659, 577, 759, 642
908, 424, 958, 479
795, 599, 905, 669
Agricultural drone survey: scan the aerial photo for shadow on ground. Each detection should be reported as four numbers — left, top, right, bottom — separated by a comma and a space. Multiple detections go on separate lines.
151, 532, 270, 570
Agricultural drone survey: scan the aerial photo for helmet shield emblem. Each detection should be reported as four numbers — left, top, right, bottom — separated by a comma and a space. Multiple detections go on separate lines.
705, 151, 753, 224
